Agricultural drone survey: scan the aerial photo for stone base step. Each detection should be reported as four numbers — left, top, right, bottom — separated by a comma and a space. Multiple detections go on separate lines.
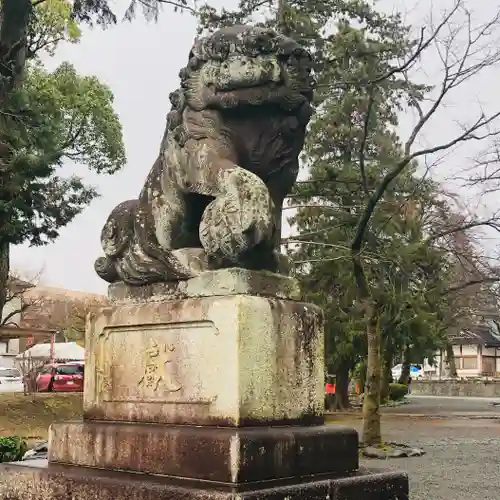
0, 461, 408, 500
49, 421, 359, 483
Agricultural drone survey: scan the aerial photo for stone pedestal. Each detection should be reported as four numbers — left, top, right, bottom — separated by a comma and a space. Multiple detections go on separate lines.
83, 280, 324, 426
0, 269, 408, 500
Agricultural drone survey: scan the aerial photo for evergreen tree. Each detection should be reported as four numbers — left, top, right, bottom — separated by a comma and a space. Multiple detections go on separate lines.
285, 0, 500, 445
196, 0, 500, 446
283, 1, 426, 442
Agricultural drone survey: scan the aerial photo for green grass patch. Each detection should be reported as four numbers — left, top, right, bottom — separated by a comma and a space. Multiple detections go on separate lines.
0, 393, 83, 441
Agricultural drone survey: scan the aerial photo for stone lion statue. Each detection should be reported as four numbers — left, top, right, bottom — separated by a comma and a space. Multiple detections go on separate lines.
95, 25, 314, 285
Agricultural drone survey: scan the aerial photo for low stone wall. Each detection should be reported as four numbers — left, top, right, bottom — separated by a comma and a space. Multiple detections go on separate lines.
413, 379, 500, 398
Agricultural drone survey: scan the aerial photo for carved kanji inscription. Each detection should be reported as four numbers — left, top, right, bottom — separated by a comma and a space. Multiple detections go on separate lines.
138, 339, 182, 393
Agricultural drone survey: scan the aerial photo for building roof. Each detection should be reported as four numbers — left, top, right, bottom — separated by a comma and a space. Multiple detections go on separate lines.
449, 324, 500, 347
0, 326, 56, 340
15, 342, 84, 361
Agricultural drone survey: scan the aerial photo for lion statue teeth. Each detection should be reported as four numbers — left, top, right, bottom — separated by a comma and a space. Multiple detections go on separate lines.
94, 25, 314, 285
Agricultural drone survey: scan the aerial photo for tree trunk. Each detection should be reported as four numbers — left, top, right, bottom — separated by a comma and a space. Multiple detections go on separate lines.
0, 0, 31, 320
380, 341, 392, 402
398, 344, 411, 385
445, 343, 457, 377
357, 359, 367, 394
0, 0, 32, 104
333, 359, 351, 410
361, 304, 381, 446
352, 251, 382, 447
0, 242, 9, 321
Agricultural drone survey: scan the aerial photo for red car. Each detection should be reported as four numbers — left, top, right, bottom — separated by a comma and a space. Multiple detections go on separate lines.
36, 362, 84, 392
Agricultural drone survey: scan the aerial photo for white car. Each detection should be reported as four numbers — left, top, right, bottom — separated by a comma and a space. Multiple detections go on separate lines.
0, 367, 24, 392
391, 363, 424, 381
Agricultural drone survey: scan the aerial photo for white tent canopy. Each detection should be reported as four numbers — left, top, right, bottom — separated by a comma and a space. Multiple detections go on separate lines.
16, 342, 84, 362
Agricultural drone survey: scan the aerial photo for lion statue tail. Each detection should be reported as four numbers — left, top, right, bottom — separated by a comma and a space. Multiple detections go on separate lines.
94, 199, 207, 285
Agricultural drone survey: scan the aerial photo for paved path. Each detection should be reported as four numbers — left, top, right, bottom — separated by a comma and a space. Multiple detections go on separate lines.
353, 416, 500, 500
383, 395, 500, 418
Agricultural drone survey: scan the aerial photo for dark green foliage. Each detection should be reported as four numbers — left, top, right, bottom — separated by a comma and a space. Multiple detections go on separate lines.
388, 383, 408, 401
1, 62, 125, 247
0, 436, 27, 463
71, 0, 197, 25
71, 0, 117, 25
0, 0, 202, 252
0, 0, 129, 316
283, 0, 445, 388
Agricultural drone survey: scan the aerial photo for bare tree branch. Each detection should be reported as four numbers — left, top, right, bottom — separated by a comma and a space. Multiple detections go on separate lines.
351, 2, 500, 253
427, 217, 500, 242
1, 268, 44, 326
442, 277, 500, 296
137, 0, 197, 15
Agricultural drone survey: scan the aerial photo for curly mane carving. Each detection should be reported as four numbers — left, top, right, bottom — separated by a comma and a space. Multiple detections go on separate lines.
95, 25, 314, 285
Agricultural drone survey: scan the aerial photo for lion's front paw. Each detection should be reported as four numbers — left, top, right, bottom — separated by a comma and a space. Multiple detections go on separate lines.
199, 177, 275, 262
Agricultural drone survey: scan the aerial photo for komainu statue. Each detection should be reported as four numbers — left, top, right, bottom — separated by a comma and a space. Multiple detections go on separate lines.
95, 25, 314, 285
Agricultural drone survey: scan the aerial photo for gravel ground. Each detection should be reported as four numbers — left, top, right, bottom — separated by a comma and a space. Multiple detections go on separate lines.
350, 417, 500, 500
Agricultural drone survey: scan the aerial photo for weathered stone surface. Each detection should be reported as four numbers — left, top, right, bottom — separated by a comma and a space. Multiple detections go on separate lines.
331, 468, 409, 500
84, 294, 324, 426
0, 461, 409, 500
94, 25, 315, 285
413, 379, 500, 398
49, 421, 358, 482
108, 268, 302, 304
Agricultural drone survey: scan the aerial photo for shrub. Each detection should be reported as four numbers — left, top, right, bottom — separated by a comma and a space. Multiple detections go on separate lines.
388, 383, 408, 401
0, 436, 28, 463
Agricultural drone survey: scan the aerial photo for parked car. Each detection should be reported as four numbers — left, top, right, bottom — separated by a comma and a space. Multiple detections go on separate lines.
0, 367, 23, 392
391, 363, 424, 381
36, 362, 84, 392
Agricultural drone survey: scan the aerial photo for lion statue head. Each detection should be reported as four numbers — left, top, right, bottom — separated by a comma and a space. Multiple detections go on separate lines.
165, 25, 315, 140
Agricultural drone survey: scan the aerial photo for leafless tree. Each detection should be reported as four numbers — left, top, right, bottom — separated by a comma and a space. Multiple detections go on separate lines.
350, 0, 500, 446
20, 287, 107, 344
18, 351, 44, 400
0, 269, 43, 327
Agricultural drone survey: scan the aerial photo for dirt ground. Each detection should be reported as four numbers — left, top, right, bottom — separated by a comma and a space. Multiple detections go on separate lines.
335, 415, 500, 500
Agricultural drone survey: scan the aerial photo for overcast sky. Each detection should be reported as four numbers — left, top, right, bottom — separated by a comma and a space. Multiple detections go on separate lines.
10, 0, 500, 293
